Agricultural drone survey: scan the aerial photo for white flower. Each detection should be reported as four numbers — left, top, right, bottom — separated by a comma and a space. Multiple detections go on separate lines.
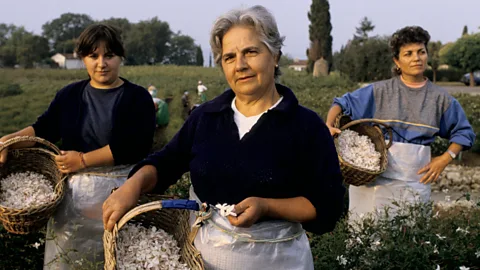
424, 241, 431, 245
32, 242, 40, 249
355, 237, 363, 245
337, 130, 381, 171
436, 265, 440, 270
442, 188, 449, 194
433, 245, 439, 254
436, 234, 446, 240
215, 203, 237, 217
336, 255, 347, 266
75, 259, 83, 266
433, 211, 440, 218
456, 227, 469, 235
445, 195, 451, 202
116, 224, 190, 270
476, 250, 480, 258
0, 172, 57, 209
459, 266, 469, 270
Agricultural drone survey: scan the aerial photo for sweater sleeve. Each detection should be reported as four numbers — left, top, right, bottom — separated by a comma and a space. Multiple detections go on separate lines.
438, 97, 476, 150
109, 86, 156, 165
299, 115, 346, 235
31, 88, 64, 144
128, 108, 199, 193
332, 84, 376, 120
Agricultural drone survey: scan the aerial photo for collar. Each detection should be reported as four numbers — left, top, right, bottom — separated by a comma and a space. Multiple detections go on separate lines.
203, 84, 298, 113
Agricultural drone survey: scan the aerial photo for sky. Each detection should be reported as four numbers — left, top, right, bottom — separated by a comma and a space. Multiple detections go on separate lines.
1, 0, 479, 63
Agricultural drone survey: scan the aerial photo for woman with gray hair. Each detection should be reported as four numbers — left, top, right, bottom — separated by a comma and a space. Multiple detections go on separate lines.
103, 5, 345, 269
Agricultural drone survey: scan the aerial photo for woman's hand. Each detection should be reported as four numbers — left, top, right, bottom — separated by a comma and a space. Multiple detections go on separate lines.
326, 124, 341, 137
227, 197, 268, 228
55, 150, 84, 173
102, 180, 141, 231
418, 154, 451, 184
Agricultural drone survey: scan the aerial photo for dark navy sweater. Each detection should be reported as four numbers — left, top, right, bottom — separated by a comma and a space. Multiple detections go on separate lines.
32, 78, 156, 165
130, 84, 345, 235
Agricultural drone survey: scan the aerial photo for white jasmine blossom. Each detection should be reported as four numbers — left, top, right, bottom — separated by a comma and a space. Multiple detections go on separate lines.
436, 234, 446, 240
455, 227, 470, 235
32, 242, 41, 249
459, 266, 469, 270
215, 203, 237, 217
433, 245, 439, 254
336, 255, 347, 266
436, 265, 440, 270
0, 172, 56, 209
475, 250, 480, 258
116, 224, 190, 270
337, 130, 381, 171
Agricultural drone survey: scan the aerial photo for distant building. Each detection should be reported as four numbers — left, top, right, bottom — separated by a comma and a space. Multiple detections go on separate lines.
288, 59, 308, 71
51, 52, 85, 69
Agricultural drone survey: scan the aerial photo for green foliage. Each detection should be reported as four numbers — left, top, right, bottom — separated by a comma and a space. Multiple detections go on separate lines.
446, 33, 480, 74
307, 0, 333, 71
196, 46, 204, 66
0, 83, 23, 98
42, 13, 94, 50
163, 33, 198, 66
333, 36, 392, 82
278, 53, 294, 67
0, 225, 45, 270
462, 25, 469, 36
125, 17, 172, 65
424, 68, 465, 82
311, 200, 480, 269
0, 26, 49, 68
428, 41, 443, 83
354, 17, 375, 41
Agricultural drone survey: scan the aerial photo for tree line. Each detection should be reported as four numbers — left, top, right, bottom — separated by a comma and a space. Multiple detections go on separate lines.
307, 0, 480, 86
0, 13, 205, 68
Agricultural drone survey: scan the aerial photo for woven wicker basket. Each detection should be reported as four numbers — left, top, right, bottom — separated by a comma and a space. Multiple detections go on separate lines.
334, 115, 392, 186
104, 194, 205, 270
0, 136, 66, 234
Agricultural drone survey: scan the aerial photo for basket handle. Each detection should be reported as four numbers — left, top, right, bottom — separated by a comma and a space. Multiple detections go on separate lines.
339, 119, 393, 149
116, 199, 199, 230
0, 136, 61, 156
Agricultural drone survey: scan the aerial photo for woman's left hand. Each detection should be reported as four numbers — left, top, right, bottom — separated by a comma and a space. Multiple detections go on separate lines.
418, 154, 451, 184
227, 197, 268, 228
55, 150, 83, 174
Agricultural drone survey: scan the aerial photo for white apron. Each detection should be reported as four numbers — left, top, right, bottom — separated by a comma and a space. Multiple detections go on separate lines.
348, 141, 431, 220
189, 187, 314, 270
43, 165, 132, 270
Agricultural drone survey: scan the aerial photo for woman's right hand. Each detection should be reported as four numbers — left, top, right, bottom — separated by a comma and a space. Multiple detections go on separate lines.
102, 179, 141, 231
326, 124, 341, 137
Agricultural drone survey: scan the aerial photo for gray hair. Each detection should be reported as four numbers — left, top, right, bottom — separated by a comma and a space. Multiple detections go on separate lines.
210, 5, 285, 79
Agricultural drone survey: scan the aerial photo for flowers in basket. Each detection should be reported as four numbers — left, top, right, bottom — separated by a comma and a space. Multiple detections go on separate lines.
116, 224, 190, 270
337, 130, 381, 171
0, 172, 57, 209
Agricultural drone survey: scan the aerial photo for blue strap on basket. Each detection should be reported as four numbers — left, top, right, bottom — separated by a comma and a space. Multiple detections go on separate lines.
162, 199, 199, 211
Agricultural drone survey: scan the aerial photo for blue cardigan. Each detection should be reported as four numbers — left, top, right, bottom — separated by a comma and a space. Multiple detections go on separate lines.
130, 84, 345, 235
32, 78, 156, 165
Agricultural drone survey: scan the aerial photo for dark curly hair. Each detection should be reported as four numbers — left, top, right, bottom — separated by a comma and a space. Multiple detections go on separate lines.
390, 26, 430, 75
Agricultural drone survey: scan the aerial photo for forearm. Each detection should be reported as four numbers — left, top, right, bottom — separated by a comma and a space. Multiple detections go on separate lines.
326, 104, 342, 127
0, 126, 36, 148
124, 165, 158, 194
441, 143, 463, 162
263, 196, 316, 223
82, 145, 115, 168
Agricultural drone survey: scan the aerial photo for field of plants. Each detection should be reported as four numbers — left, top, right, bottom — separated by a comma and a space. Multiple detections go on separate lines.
1, 66, 479, 269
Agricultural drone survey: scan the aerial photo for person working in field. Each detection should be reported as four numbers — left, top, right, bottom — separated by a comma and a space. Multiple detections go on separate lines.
103, 5, 345, 270
326, 26, 475, 220
197, 80, 208, 103
0, 24, 155, 269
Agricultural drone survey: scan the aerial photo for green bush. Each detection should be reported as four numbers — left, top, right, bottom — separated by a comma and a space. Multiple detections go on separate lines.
311, 199, 480, 269
0, 83, 23, 98
425, 69, 466, 83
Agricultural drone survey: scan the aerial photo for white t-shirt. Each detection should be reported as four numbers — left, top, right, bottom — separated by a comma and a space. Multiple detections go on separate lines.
231, 96, 284, 139
197, 85, 208, 95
